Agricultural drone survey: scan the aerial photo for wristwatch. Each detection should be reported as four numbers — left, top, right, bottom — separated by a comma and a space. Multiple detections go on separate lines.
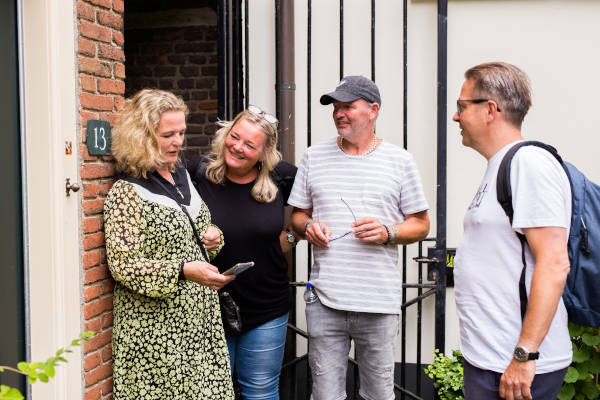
286, 230, 297, 247
513, 346, 539, 362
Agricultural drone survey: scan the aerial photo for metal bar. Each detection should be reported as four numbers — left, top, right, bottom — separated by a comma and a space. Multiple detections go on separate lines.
403, 283, 436, 289
307, 0, 311, 148
276, 0, 296, 163
282, 353, 308, 370
403, 0, 408, 149
435, 0, 448, 355
400, 288, 437, 309
371, 0, 375, 81
275, 0, 280, 123
339, 0, 343, 79
394, 383, 426, 400
401, 245, 407, 398
417, 245, 423, 396
217, 0, 227, 119
244, 0, 249, 108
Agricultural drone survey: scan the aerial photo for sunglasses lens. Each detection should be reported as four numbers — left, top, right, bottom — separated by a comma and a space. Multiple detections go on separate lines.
248, 105, 260, 115
265, 115, 278, 124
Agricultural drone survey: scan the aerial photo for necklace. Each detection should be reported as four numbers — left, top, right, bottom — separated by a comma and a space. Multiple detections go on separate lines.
339, 135, 378, 156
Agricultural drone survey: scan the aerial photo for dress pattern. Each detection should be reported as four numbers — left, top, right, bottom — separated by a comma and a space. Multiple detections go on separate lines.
104, 178, 234, 400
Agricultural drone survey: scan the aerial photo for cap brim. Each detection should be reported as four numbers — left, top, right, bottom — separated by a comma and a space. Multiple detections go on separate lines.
319, 90, 361, 105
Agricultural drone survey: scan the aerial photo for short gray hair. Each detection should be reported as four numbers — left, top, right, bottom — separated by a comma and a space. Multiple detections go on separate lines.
465, 62, 531, 128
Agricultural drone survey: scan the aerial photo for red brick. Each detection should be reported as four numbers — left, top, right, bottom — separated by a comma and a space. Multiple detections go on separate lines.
84, 216, 101, 233
98, 112, 119, 126
89, 0, 112, 9
79, 57, 111, 77
84, 329, 112, 353
77, 1, 96, 21
85, 265, 110, 285
79, 21, 111, 43
84, 352, 101, 371
101, 344, 112, 362
82, 198, 105, 215
112, 31, 124, 46
112, 0, 124, 13
114, 96, 124, 110
85, 361, 113, 386
81, 92, 114, 111
83, 231, 105, 250
83, 182, 100, 197
84, 386, 101, 400
80, 111, 100, 128
113, 63, 125, 79
81, 163, 115, 179
78, 38, 96, 56
101, 310, 114, 328
98, 43, 125, 62
99, 180, 115, 196
81, 146, 99, 163
79, 74, 96, 92
100, 248, 107, 263
84, 295, 113, 319
97, 10, 122, 30
83, 250, 101, 269
84, 284, 102, 301
102, 279, 115, 295
98, 78, 124, 95
85, 317, 101, 333
100, 377, 113, 395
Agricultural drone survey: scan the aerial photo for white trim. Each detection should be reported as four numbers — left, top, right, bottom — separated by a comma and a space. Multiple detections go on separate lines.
21, 0, 82, 398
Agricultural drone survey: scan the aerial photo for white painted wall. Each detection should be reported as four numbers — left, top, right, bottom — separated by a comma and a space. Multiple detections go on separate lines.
247, 0, 600, 364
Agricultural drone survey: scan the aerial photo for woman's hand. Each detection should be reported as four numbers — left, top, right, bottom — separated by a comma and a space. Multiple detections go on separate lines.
183, 261, 235, 290
202, 225, 221, 251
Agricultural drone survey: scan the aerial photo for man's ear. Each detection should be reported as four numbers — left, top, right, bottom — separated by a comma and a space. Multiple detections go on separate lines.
369, 102, 380, 120
487, 100, 500, 123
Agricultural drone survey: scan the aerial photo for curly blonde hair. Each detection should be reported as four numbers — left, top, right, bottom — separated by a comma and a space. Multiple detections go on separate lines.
206, 109, 281, 203
111, 89, 189, 178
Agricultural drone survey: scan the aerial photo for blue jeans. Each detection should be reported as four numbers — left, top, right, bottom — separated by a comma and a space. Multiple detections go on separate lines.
227, 313, 289, 400
305, 295, 399, 400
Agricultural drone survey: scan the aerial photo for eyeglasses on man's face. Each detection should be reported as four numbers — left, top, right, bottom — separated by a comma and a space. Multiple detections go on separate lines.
456, 99, 501, 116
248, 105, 278, 124
329, 198, 358, 242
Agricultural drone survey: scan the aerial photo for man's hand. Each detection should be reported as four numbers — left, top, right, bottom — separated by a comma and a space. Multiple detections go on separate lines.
202, 225, 221, 251
499, 359, 536, 400
305, 220, 332, 249
352, 217, 388, 244
183, 261, 235, 290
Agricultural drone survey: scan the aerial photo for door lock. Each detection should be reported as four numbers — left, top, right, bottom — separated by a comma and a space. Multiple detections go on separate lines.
65, 178, 81, 196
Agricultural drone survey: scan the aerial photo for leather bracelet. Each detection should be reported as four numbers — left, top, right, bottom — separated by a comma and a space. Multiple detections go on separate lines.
178, 261, 186, 281
389, 224, 398, 245
383, 225, 392, 245
304, 219, 314, 234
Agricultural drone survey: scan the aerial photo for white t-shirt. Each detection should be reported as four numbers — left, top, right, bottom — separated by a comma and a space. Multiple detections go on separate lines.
454, 141, 573, 374
288, 138, 429, 314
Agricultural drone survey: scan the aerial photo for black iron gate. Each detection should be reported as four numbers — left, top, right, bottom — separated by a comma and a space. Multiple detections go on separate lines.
217, 1, 449, 398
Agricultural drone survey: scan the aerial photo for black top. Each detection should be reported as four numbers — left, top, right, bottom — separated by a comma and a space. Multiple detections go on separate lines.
186, 157, 297, 333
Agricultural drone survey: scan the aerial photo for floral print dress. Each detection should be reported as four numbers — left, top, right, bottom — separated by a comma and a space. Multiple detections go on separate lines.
104, 169, 234, 400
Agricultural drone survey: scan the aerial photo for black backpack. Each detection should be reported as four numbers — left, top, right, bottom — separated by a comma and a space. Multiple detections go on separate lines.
497, 141, 600, 328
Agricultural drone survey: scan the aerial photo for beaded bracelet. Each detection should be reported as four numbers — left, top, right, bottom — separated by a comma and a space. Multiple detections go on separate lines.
383, 225, 392, 245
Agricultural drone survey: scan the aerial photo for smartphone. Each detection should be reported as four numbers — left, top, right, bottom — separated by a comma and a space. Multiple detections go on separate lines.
222, 261, 255, 276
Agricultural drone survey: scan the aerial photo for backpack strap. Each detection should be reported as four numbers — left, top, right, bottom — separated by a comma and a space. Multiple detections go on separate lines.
496, 140, 565, 321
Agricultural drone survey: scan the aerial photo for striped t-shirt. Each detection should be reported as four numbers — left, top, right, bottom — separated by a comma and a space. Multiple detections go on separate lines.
288, 138, 429, 314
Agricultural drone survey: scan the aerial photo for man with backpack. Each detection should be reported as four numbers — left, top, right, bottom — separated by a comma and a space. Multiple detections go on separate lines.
453, 62, 572, 400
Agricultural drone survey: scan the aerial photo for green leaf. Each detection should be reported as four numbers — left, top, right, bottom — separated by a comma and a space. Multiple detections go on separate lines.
558, 383, 576, 400
580, 380, 600, 399
582, 333, 600, 346
575, 364, 593, 381
37, 373, 48, 383
16, 362, 30, 374
572, 346, 591, 363
44, 364, 55, 378
570, 322, 585, 337
564, 366, 579, 383
0, 385, 25, 400
583, 357, 600, 374
27, 376, 36, 385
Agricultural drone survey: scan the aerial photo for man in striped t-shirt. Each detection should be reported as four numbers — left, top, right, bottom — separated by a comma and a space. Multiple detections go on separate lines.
289, 75, 430, 400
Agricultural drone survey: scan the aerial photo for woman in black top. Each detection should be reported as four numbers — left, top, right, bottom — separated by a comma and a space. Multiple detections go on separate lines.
187, 105, 299, 400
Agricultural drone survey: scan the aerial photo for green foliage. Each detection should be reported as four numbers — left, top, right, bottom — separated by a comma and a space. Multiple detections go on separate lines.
0, 332, 94, 400
425, 349, 465, 400
558, 323, 600, 400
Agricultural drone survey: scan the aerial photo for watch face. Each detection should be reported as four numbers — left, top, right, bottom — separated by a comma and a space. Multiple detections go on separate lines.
286, 231, 295, 243
514, 347, 528, 361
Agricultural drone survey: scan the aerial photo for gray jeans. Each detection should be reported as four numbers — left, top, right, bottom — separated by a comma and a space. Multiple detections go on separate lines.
305, 293, 399, 400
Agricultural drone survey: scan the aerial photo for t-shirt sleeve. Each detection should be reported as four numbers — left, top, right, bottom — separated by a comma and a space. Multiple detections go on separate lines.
287, 151, 312, 209
398, 154, 430, 215
511, 147, 571, 230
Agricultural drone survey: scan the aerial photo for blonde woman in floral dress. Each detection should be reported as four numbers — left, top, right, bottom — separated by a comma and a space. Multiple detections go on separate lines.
104, 89, 235, 400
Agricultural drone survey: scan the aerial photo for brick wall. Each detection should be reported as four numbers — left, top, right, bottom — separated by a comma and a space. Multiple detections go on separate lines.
77, 0, 124, 399
125, 11, 219, 157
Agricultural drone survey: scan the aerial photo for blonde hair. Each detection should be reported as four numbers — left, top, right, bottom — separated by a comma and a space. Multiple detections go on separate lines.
112, 89, 189, 178
206, 110, 281, 203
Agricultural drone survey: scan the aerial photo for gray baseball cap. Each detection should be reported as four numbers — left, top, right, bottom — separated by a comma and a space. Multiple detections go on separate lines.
320, 75, 381, 106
